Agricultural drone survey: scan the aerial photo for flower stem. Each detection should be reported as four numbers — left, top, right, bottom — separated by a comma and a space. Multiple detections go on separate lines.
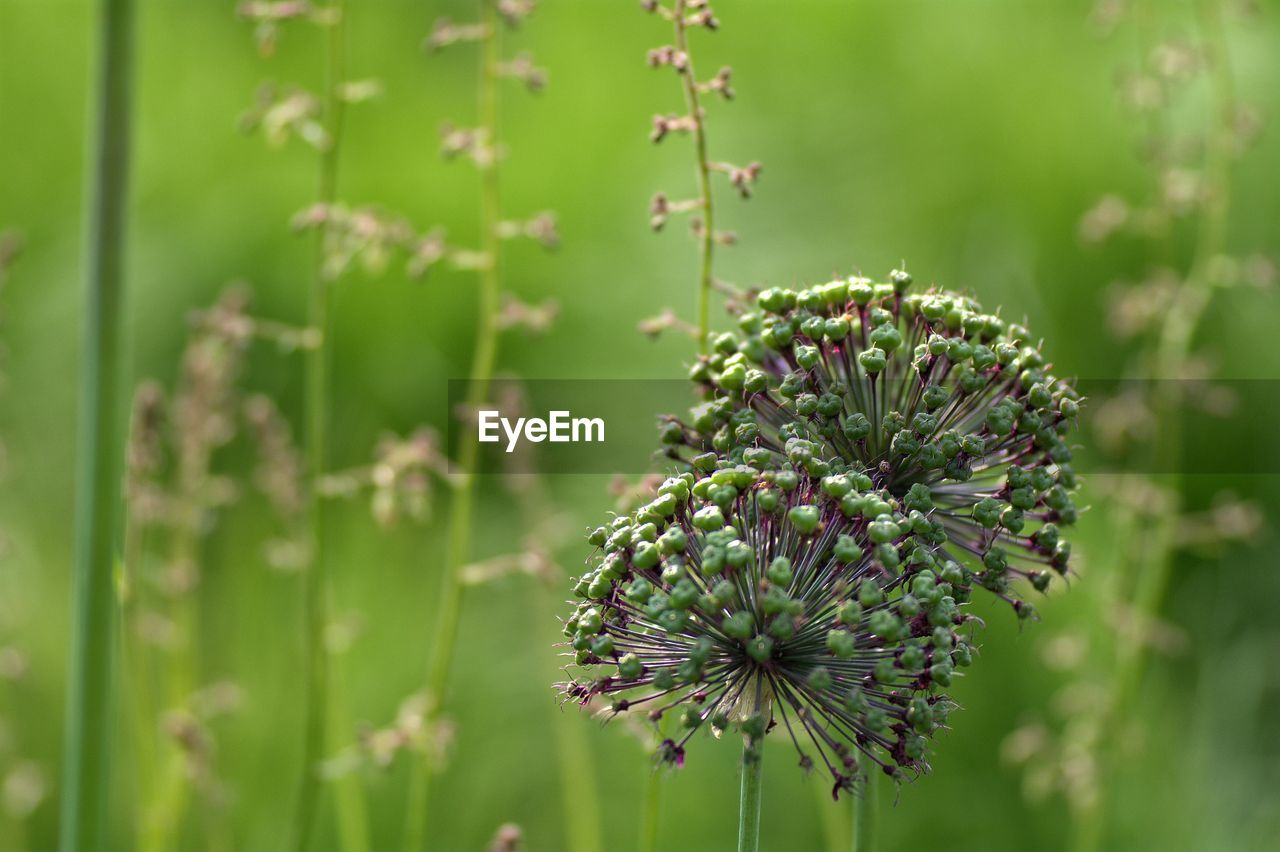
60, 0, 134, 848
737, 741, 764, 852
640, 768, 662, 852
853, 752, 877, 852
672, 0, 715, 355
552, 698, 602, 852
141, 529, 198, 851
295, 2, 349, 849
404, 1, 502, 847
812, 767, 849, 852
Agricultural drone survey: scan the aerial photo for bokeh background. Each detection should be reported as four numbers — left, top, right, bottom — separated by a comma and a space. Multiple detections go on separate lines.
2, 0, 1280, 849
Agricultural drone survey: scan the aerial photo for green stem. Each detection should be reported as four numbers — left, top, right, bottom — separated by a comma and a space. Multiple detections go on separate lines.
330, 655, 370, 852
295, 2, 350, 849
141, 530, 197, 852
853, 752, 876, 852
60, 0, 134, 848
640, 769, 662, 852
539, 583, 601, 852
120, 515, 162, 849
812, 767, 848, 852
737, 740, 764, 852
404, 2, 502, 848
552, 698, 601, 852
672, 0, 714, 354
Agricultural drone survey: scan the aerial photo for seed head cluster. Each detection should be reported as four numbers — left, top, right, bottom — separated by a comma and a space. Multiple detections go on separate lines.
560, 272, 1081, 794
669, 271, 1080, 612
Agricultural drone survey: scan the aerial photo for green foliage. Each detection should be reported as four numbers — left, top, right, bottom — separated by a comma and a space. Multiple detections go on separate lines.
1, 1, 1279, 851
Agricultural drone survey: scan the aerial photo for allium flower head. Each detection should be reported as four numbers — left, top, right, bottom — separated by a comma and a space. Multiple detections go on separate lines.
560, 271, 1081, 794
663, 271, 1081, 613
562, 467, 982, 793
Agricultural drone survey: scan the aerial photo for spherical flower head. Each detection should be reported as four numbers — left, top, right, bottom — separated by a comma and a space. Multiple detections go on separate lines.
663, 271, 1081, 614
560, 462, 978, 794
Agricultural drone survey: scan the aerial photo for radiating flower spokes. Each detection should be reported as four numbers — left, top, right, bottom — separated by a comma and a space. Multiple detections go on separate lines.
560, 270, 1081, 795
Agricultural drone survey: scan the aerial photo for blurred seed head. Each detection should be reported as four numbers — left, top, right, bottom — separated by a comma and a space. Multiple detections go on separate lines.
1104, 268, 1180, 337
639, 307, 699, 340
1039, 632, 1088, 672
0, 229, 21, 286
1150, 39, 1204, 83
1078, 195, 1129, 244
489, 823, 523, 852
1174, 493, 1264, 552
2, 761, 46, 820
244, 394, 304, 522
650, 112, 698, 144
369, 428, 445, 526
498, 52, 548, 92
496, 211, 559, 249
440, 122, 498, 168
648, 45, 690, 72
0, 646, 28, 681
700, 66, 734, 100
240, 83, 329, 150
1089, 0, 1129, 36
426, 17, 489, 52
408, 228, 449, 278
125, 382, 169, 526
337, 78, 382, 105
497, 0, 537, 28
237, 1, 326, 55
462, 544, 558, 587
495, 295, 558, 335
723, 160, 762, 198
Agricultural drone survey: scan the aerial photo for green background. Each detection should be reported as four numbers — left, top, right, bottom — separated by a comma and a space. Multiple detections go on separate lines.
2, 0, 1279, 849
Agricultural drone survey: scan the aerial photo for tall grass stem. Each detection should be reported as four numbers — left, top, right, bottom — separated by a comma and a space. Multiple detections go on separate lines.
60, 0, 135, 848
672, 0, 714, 354
640, 769, 662, 852
853, 752, 877, 852
737, 742, 763, 852
404, 1, 503, 847
295, 1, 352, 848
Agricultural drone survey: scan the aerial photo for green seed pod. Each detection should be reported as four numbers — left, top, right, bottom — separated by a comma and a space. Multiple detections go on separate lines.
767, 556, 793, 586
858, 347, 887, 373
858, 580, 886, 607
756, 488, 780, 513
632, 541, 660, 570
722, 612, 754, 641
834, 535, 864, 564
826, 629, 857, 659
768, 613, 795, 640
746, 635, 775, 663
788, 504, 821, 534
618, 653, 643, 679
692, 506, 725, 531
807, 666, 834, 691
838, 600, 863, 626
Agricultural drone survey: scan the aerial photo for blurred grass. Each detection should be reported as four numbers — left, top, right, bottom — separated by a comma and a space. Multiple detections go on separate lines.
1, 0, 1279, 850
